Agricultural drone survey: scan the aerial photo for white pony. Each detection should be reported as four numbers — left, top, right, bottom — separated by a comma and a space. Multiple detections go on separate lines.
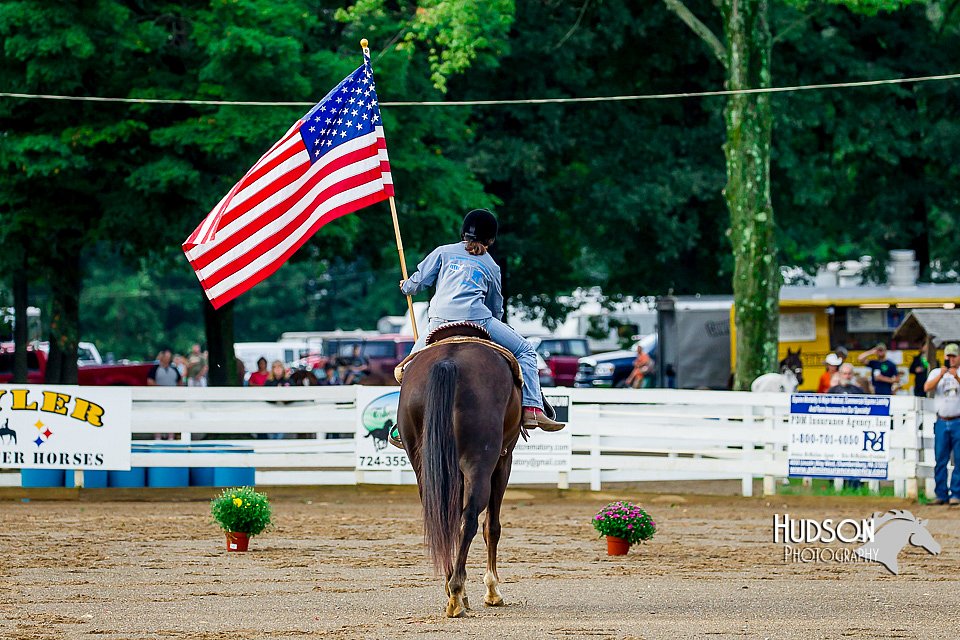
751, 348, 804, 392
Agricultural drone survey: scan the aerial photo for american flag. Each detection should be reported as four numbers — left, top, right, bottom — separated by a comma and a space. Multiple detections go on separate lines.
183, 55, 393, 309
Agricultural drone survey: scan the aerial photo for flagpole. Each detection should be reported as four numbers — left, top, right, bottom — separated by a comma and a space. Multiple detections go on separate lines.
361, 38, 419, 341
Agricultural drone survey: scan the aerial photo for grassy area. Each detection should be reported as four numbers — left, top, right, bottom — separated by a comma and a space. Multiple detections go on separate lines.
776, 477, 896, 498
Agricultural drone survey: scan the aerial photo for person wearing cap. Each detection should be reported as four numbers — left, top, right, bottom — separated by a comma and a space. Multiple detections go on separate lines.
817, 353, 842, 393
399, 209, 564, 432
857, 342, 900, 395
923, 343, 960, 505
909, 338, 936, 397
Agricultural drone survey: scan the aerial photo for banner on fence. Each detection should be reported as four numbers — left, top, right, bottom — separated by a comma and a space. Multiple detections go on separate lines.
355, 388, 572, 472
0, 385, 132, 470
788, 394, 891, 479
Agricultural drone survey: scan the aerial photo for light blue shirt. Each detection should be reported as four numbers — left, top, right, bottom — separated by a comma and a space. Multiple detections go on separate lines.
401, 242, 504, 321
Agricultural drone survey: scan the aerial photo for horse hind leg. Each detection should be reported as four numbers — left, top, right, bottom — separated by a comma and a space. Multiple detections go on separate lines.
483, 456, 510, 607
445, 474, 491, 618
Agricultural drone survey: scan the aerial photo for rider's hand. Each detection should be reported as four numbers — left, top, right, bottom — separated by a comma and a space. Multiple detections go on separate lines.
399, 280, 405, 290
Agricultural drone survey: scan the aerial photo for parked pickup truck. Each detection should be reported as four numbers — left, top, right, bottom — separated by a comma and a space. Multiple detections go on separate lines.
0, 343, 155, 385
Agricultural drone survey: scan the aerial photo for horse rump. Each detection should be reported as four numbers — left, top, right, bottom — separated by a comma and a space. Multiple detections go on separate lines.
421, 359, 462, 577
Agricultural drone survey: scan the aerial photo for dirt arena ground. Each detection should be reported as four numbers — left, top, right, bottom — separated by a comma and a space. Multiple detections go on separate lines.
1, 483, 958, 640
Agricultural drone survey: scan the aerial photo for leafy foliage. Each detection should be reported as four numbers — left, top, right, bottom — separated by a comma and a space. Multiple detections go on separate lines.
3, 0, 958, 364
592, 500, 657, 545
211, 486, 272, 536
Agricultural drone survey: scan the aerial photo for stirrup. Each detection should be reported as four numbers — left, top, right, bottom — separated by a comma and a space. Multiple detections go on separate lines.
388, 430, 403, 449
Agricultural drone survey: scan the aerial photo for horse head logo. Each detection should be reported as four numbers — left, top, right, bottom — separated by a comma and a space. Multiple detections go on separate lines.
855, 509, 940, 574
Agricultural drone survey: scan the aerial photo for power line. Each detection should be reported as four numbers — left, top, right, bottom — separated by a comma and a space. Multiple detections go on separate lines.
1, 72, 958, 108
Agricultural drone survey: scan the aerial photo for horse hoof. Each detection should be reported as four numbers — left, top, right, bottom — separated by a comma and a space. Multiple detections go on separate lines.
462, 595, 471, 611
484, 596, 504, 607
445, 603, 466, 618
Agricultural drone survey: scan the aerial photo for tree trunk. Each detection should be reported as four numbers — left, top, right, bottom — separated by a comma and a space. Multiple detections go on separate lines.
203, 295, 237, 386
48, 251, 81, 385
721, 0, 779, 390
12, 261, 29, 383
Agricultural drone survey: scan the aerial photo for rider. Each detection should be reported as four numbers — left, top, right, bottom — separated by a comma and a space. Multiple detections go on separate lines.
400, 209, 564, 431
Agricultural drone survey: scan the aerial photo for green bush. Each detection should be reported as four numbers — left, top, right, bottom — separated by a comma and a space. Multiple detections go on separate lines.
592, 500, 656, 545
210, 486, 272, 536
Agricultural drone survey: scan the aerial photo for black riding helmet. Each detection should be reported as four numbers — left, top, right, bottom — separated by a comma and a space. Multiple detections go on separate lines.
461, 209, 498, 244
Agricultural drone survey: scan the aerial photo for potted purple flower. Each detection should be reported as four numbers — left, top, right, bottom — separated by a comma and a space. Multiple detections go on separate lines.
592, 500, 656, 555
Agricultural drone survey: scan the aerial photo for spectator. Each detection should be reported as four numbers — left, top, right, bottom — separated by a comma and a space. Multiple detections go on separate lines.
320, 362, 341, 385
817, 353, 842, 393
146, 348, 181, 441
262, 360, 291, 440
828, 363, 865, 394
186, 343, 207, 387
173, 354, 188, 380
923, 342, 960, 505
625, 343, 654, 389
147, 348, 182, 387
248, 357, 269, 386
857, 342, 900, 395
343, 345, 369, 385
909, 340, 936, 397
264, 360, 290, 387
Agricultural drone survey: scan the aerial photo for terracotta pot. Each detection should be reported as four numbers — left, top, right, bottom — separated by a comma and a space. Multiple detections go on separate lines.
225, 531, 249, 552
606, 535, 630, 556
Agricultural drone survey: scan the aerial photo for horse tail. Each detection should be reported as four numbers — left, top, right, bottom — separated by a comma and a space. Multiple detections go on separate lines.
421, 359, 461, 577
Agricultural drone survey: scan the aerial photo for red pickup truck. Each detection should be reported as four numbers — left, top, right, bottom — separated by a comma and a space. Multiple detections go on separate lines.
0, 343, 154, 385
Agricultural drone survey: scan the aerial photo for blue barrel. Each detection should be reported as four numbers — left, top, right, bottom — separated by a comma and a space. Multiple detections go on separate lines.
189, 467, 216, 486
147, 466, 189, 487
213, 467, 255, 487
83, 470, 109, 488
21, 469, 66, 487
108, 467, 146, 487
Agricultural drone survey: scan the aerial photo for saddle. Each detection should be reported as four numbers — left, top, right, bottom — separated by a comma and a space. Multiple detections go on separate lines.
394, 321, 523, 387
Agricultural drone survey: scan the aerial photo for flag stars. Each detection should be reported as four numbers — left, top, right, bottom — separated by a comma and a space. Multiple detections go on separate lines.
372, 114, 379, 123
315, 149, 321, 157
356, 123, 363, 130
351, 109, 358, 117
309, 126, 315, 132
340, 131, 347, 138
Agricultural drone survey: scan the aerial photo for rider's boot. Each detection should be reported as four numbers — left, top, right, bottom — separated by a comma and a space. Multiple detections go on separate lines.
522, 407, 565, 431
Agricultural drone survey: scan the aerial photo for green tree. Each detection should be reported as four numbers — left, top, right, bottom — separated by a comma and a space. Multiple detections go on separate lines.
663, 0, 920, 389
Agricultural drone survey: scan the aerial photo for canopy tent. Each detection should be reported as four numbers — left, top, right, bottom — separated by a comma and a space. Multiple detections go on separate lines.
892, 310, 960, 347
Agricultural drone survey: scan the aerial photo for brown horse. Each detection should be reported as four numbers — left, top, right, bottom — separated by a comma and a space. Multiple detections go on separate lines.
397, 341, 522, 618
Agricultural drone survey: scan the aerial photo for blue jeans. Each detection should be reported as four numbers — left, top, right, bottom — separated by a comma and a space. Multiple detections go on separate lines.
933, 417, 960, 501
412, 317, 542, 409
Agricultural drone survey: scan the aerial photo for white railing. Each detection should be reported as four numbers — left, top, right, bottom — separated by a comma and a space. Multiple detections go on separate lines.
2, 386, 945, 498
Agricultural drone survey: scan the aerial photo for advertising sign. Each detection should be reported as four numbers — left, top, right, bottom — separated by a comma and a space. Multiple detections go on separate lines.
0, 385, 132, 470
355, 388, 572, 472
788, 394, 891, 479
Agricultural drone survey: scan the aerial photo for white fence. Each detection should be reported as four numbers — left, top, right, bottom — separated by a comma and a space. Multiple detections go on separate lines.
1, 387, 945, 498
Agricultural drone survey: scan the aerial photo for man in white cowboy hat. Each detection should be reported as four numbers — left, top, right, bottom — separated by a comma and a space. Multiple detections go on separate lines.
924, 343, 960, 505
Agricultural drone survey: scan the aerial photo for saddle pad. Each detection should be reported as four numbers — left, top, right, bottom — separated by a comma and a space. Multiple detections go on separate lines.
425, 320, 491, 344
394, 335, 523, 387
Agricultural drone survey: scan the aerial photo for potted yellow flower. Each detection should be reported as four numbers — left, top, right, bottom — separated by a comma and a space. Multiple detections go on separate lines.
210, 486, 272, 552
